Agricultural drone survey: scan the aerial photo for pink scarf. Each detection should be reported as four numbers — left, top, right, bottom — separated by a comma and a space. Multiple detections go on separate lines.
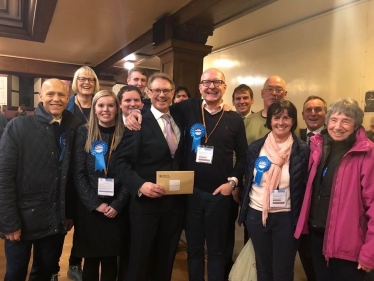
261, 132, 293, 226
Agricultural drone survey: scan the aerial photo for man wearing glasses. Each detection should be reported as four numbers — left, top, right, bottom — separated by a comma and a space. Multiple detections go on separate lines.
244, 75, 288, 145
125, 68, 247, 281
116, 73, 185, 281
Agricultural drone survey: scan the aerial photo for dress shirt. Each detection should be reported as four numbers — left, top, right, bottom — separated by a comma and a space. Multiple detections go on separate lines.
150, 106, 180, 142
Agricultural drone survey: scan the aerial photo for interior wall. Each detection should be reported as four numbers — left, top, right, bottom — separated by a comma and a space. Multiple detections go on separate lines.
203, 0, 374, 128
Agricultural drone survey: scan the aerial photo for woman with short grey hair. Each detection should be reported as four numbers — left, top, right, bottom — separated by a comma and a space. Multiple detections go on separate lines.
295, 98, 374, 281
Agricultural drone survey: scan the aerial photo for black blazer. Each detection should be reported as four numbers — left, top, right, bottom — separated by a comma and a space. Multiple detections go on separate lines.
115, 109, 185, 214
299, 128, 307, 142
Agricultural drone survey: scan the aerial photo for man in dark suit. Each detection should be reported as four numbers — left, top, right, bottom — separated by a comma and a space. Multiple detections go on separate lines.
300, 95, 327, 143
115, 73, 185, 281
298, 95, 327, 281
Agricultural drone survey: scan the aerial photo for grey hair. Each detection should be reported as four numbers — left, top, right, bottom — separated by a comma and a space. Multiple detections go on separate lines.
326, 98, 364, 128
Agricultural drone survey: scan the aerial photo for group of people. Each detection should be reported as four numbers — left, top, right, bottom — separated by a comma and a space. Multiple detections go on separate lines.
0, 65, 373, 281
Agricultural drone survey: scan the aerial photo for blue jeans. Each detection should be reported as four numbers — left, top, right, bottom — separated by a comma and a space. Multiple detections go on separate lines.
245, 207, 299, 281
185, 188, 231, 281
4, 233, 65, 281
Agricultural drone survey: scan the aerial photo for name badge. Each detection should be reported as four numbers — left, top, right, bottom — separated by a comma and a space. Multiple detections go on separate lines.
196, 145, 214, 164
98, 177, 114, 196
270, 190, 287, 208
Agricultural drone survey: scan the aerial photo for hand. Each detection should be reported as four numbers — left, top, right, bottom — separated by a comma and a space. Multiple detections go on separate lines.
104, 206, 118, 218
126, 110, 142, 131
223, 104, 232, 111
213, 183, 233, 196
5, 229, 21, 241
96, 203, 108, 213
358, 263, 371, 273
232, 187, 242, 204
139, 182, 165, 198
65, 219, 74, 232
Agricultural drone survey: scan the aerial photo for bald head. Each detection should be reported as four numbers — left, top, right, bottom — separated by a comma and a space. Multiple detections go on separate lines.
261, 75, 287, 112
39, 79, 69, 119
199, 68, 227, 107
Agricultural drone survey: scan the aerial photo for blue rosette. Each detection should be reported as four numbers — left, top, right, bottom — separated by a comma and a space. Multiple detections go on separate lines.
254, 156, 271, 186
59, 133, 66, 162
190, 123, 206, 152
91, 140, 108, 172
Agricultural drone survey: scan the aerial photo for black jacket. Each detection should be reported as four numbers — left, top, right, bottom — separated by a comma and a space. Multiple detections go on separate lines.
238, 132, 310, 226
0, 103, 80, 240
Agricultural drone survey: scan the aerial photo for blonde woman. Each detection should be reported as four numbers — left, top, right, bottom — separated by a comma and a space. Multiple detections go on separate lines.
67, 66, 100, 124
73, 90, 128, 281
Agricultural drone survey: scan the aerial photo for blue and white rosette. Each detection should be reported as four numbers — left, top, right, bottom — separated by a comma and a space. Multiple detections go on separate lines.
254, 156, 271, 186
190, 123, 206, 152
59, 133, 66, 162
91, 140, 108, 172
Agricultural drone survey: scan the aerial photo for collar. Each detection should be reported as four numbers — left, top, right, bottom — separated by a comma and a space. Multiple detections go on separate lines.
150, 105, 170, 119
49, 118, 62, 124
122, 115, 126, 126
202, 100, 224, 115
306, 126, 325, 135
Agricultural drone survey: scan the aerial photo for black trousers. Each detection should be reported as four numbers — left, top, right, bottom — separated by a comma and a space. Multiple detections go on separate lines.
310, 229, 366, 281
185, 188, 231, 281
83, 256, 117, 281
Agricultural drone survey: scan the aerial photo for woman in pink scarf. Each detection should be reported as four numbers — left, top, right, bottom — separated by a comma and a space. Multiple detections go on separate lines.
238, 100, 310, 281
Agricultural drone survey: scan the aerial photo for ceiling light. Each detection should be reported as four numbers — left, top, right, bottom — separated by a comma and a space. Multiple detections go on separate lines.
124, 62, 134, 70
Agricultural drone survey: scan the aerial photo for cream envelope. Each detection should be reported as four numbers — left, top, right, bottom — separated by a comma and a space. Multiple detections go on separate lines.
156, 171, 194, 195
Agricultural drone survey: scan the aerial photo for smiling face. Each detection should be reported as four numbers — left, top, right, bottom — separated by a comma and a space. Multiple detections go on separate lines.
271, 109, 294, 140
199, 69, 226, 106
147, 77, 173, 113
327, 112, 355, 141
127, 71, 148, 93
39, 79, 69, 120
302, 99, 326, 131
119, 90, 143, 117
94, 96, 117, 127
233, 91, 254, 117
261, 76, 287, 110
76, 70, 96, 96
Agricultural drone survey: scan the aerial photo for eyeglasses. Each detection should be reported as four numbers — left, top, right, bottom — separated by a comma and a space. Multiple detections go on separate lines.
200, 80, 225, 87
77, 77, 96, 83
148, 88, 173, 95
264, 86, 284, 93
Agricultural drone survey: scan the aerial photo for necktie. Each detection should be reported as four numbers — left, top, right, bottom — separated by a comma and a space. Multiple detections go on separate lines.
162, 114, 178, 158
307, 132, 315, 145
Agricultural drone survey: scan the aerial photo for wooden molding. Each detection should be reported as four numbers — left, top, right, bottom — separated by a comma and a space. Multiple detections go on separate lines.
0, 0, 58, 42
0, 56, 80, 79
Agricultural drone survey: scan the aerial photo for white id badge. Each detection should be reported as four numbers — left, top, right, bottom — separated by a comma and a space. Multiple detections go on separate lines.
196, 145, 214, 164
98, 178, 114, 196
270, 190, 287, 207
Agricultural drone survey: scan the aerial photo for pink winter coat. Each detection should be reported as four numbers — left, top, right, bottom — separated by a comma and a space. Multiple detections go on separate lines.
294, 127, 374, 269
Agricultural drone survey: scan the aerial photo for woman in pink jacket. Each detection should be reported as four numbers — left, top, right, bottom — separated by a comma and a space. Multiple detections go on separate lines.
295, 98, 374, 281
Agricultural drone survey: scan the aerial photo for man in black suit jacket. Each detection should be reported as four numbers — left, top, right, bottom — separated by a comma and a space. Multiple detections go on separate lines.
298, 95, 327, 281
115, 73, 185, 281
300, 96, 327, 143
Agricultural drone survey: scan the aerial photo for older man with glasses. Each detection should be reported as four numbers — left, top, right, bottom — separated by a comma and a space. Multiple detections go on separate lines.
125, 68, 247, 281
244, 75, 288, 145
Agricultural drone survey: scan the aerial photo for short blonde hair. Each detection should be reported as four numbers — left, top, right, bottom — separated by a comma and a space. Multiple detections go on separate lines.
72, 66, 100, 94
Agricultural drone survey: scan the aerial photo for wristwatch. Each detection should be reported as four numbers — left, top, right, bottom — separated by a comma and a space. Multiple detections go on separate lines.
228, 180, 236, 190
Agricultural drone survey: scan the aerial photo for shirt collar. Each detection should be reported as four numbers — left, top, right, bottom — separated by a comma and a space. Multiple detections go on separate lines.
150, 105, 170, 119
49, 118, 62, 124
202, 100, 224, 115
307, 126, 325, 135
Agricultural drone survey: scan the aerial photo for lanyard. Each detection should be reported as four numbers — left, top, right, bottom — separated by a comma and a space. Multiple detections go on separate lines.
76, 96, 89, 122
201, 103, 224, 144
98, 131, 115, 178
